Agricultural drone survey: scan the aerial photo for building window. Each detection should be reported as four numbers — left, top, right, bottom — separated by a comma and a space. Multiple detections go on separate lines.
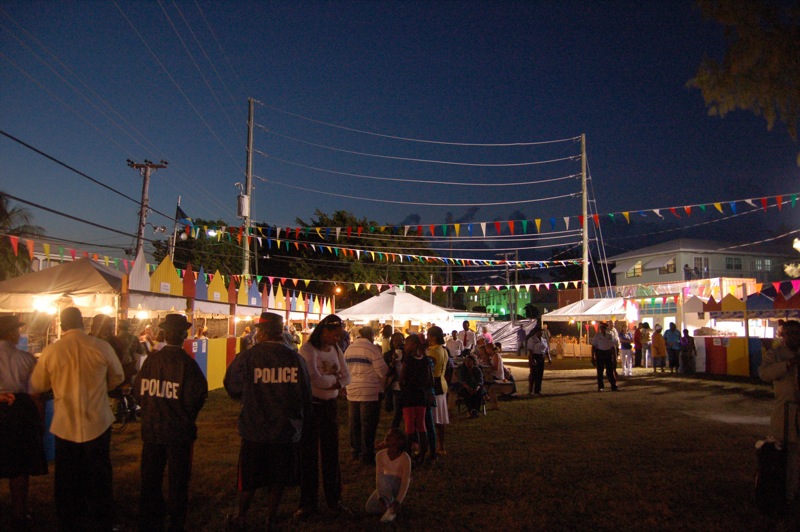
626, 261, 642, 278
765, 259, 772, 271
752, 259, 763, 271
658, 258, 676, 275
725, 257, 742, 270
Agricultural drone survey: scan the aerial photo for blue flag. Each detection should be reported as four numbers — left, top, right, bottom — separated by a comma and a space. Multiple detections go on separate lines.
176, 205, 193, 226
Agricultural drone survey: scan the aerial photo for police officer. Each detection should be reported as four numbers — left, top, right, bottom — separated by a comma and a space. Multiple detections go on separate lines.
224, 312, 312, 531
134, 314, 208, 532
591, 322, 619, 392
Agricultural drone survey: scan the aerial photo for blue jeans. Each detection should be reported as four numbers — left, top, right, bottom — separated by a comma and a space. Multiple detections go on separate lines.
348, 400, 381, 465
365, 474, 402, 514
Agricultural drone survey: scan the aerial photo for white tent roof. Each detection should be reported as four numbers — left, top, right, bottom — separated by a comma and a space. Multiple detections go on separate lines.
541, 297, 627, 322
0, 258, 125, 312
338, 287, 454, 323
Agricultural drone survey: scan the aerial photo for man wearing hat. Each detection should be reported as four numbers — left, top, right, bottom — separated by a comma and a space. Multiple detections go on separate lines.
134, 313, 208, 532
31, 307, 125, 531
224, 312, 312, 530
0, 315, 47, 528
590, 321, 619, 392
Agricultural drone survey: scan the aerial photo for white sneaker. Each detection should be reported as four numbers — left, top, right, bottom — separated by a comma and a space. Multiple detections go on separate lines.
380, 508, 396, 522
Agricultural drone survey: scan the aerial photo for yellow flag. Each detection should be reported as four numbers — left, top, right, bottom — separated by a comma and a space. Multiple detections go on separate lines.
622, 212, 630, 223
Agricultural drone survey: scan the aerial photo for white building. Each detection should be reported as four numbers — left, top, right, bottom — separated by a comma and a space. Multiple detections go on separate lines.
604, 238, 793, 286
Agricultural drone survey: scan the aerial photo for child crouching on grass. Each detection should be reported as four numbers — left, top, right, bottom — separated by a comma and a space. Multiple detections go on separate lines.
367, 428, 411, 522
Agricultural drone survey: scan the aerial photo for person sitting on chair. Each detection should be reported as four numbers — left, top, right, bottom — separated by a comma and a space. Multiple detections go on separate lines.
457, 354, 484, 418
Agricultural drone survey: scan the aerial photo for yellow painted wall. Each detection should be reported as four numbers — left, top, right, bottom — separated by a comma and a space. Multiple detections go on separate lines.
206, 338, 229, 390
726, 337, 749, 377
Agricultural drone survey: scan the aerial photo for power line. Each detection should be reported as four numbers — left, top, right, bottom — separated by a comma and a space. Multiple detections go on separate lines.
0, 129, 178, 221
253, 174, 581, 207
254, 149, 580, 187
255, 124, 580, 167
254, 101, 581, 147
4, 193, 147, 241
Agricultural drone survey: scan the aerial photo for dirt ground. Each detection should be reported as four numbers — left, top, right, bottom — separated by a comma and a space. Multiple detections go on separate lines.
1, 356, 782, 531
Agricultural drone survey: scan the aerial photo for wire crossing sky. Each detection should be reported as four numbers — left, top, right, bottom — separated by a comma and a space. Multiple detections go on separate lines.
0, 1, 797, 265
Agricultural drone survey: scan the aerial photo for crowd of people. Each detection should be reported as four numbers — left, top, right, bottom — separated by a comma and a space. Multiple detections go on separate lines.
0, 309, 720, 530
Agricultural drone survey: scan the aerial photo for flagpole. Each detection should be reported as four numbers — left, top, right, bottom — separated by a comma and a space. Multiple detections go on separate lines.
170, 195, 181, 261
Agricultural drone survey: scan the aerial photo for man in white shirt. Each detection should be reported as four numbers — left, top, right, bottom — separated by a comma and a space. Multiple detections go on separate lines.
344, 326, 388, 466
31, 307, 124, 531
445, 330, 463, 358
590, 322, 619, 392
459, 321, 476, 357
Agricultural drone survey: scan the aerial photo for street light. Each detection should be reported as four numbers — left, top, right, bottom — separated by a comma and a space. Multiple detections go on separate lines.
333, 285, 342, 313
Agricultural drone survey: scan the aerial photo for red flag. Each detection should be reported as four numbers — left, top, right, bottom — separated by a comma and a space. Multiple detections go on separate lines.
8, 235, 18, 255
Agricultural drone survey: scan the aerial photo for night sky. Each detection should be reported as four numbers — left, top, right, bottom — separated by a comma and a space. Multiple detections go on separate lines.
1, 1, 797, 270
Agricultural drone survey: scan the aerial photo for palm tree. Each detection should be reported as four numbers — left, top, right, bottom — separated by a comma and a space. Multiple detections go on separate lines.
0, 192, 44, 280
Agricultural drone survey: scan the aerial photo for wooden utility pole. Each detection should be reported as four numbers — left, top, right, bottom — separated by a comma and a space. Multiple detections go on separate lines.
127, 159, 167, 258
581, 134, 589, 299
243, 98, 255, 277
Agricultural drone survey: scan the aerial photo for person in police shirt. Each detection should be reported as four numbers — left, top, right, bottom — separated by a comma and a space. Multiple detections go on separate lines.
134, 313, 208, 532
224, 312, 312, 531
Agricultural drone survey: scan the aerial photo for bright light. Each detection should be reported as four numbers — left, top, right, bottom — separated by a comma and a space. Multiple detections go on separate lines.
625, 302, 639, 323
32, 295, 58, 315
135, 309, 149, 320
793, 238, 800, 253
207, 229, 217, 237
98, 306, 114, 316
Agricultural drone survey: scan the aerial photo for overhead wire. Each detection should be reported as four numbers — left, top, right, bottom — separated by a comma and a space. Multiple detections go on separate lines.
156, 0, 240, 138
252, 174, 581, 207
255, 124, 580, 167
254, 101, 581, 147
111, 0, 242, 171
254, 149, 580, 187
0, 8, 236, 219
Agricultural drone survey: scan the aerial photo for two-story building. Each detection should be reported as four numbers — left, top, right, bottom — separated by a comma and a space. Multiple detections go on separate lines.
604, 238, 793, 286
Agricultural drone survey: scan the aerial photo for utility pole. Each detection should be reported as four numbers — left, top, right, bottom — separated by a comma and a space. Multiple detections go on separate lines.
514, 249, 519, 324
498, 252, 513, 321
241, 98, 255, 277
127, 159, 168, 259
581, 133, 589, 300
169, 195, 181, 262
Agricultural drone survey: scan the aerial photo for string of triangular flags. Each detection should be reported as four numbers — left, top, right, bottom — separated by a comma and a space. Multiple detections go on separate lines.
4, 233, 583, 270
214, 191, 795, 241
179, 267, 584, 294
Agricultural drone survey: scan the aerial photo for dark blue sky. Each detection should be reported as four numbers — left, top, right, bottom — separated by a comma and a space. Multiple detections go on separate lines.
1, 0, 797, 265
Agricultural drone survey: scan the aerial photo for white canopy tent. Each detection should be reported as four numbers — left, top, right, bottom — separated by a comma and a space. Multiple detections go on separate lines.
541, 297, 628, 322
338, 287, 455, 325
0, 258, 125, 314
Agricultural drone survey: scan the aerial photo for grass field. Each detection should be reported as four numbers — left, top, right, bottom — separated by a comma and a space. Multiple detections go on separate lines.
2, 357, 783, 531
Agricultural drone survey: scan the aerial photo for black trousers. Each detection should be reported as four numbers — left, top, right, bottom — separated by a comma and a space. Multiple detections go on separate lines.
595, 350, 618, 390
634, 347, 643, 367
299, 398, 342, 509
529, 353, 546, 393
140, 440, 194, 532
54, 428, 114, 532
